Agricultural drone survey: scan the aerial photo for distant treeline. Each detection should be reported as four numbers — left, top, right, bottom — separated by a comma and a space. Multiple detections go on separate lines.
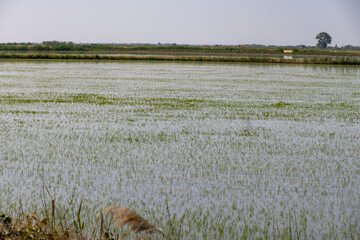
0, 42, 360, 56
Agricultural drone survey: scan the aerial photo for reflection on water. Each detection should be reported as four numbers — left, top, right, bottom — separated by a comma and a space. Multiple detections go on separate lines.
301, 64, 360, 75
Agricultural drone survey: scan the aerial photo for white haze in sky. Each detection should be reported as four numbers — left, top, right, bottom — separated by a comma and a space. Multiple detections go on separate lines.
0, 0, 359, 46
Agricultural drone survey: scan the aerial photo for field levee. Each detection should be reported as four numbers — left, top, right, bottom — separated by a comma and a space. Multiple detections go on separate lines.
1, 53, 360, 65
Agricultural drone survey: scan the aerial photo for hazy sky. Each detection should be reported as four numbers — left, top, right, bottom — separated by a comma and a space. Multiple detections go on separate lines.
0, 0, 359, 46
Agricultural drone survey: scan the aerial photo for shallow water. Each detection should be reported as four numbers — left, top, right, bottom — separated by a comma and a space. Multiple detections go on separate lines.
0, 60, 359, 239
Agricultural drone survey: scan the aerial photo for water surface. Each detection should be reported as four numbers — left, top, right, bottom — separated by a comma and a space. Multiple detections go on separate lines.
0, 60, 359, 239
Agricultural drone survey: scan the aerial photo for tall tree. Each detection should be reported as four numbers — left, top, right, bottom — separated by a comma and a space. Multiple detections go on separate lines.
316, 32, 332, 49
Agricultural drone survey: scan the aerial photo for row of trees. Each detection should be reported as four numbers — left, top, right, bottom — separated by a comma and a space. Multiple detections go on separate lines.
0, 33, 343, 50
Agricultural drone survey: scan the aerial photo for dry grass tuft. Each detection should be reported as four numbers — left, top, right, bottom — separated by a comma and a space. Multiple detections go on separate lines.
106, 206, 164, 236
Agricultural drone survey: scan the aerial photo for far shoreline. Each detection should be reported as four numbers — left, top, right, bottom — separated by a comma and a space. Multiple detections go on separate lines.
0, 53, 359, 65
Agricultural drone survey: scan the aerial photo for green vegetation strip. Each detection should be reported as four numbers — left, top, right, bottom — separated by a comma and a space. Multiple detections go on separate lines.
1, 53, 359, 65
2, 43, 360, 55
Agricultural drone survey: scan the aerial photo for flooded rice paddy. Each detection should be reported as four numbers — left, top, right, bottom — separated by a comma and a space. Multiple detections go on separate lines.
0, 60, 360, 239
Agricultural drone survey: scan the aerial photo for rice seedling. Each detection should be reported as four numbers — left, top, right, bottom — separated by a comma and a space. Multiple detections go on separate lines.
0, 60, 359, 239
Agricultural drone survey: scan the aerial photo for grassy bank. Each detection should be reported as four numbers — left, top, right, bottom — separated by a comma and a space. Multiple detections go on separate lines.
2, 201, 360, 240
0, 197, 176, 240
1, 43, 360, 56
1, 53, 360, 65
3, 199, 358, 240
0, 180, 180, 240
